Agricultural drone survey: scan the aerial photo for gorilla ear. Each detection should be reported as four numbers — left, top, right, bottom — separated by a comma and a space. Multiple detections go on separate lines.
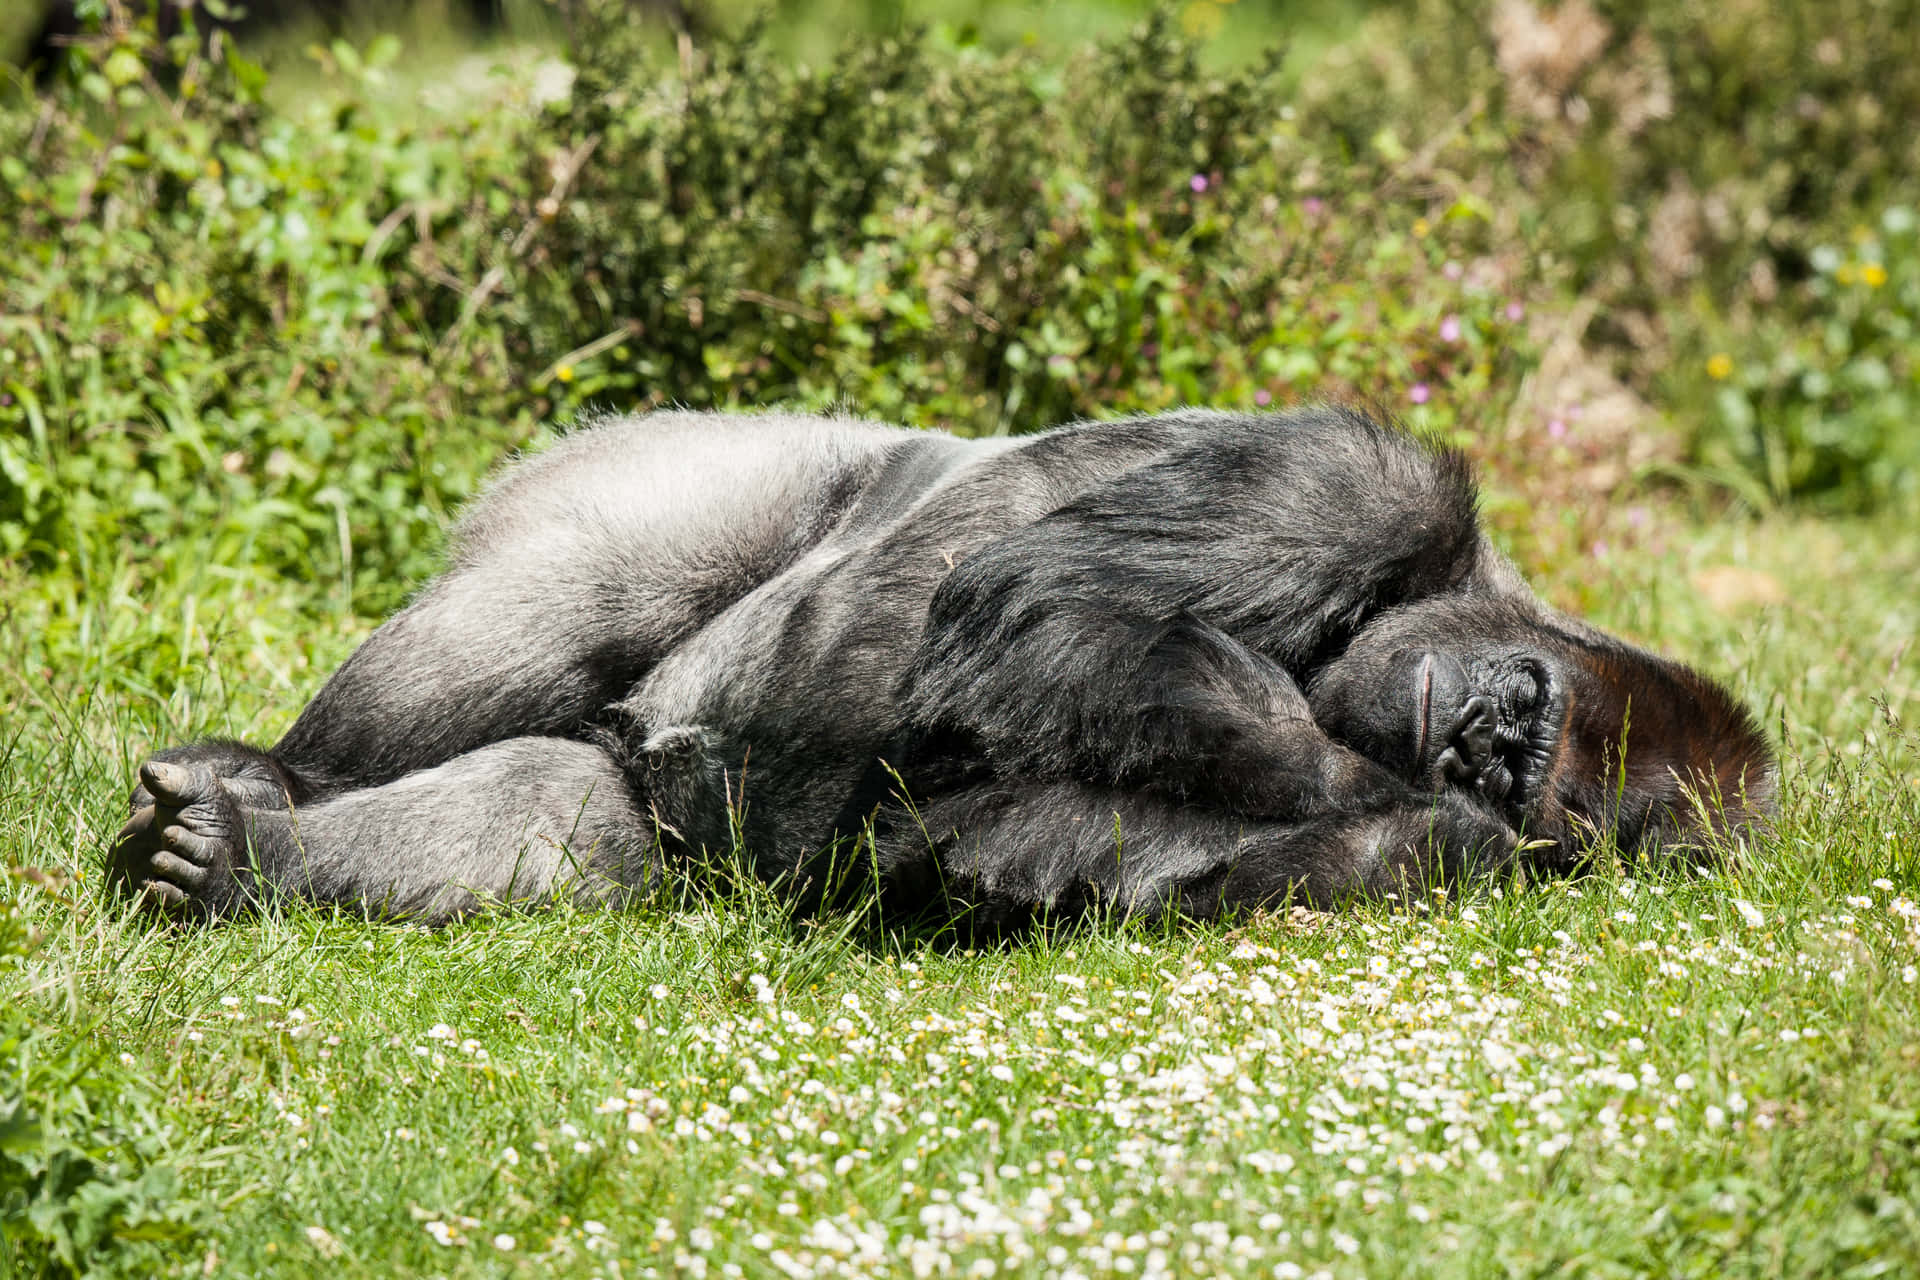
1555, 644, 1776, 859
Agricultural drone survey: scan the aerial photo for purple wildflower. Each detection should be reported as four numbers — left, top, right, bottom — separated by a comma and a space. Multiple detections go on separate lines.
1505, 301, 1525, 322
1409, 383, 1431, 405
1190, 173, 1209, 193
1439, 315, 1462, 343
1254, 389, 1272, 407
1548, 418, 1568, 439
1303, 197, 1325, 217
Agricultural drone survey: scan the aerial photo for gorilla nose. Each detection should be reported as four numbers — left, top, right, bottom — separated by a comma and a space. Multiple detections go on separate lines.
1435, 695, 1496, 784
1407, 651, 1473, 776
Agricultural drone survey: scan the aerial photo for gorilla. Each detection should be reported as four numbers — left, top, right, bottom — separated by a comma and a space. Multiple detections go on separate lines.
108, 407, 1775, 927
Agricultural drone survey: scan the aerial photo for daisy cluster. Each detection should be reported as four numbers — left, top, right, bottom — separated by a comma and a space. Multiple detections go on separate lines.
178, 879, 1918, 1275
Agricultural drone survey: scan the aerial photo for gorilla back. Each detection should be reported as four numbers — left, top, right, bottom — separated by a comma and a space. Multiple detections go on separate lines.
109, 408, 1775, 924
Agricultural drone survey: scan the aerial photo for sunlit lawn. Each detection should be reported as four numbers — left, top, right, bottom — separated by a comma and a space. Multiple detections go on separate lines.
3, 502, 1916, 1276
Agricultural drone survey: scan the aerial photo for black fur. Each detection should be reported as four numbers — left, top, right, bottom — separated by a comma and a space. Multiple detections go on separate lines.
107, 407, 1774, 924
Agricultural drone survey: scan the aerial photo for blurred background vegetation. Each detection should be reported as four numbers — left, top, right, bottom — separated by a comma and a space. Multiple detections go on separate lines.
4, 0, 1916, 629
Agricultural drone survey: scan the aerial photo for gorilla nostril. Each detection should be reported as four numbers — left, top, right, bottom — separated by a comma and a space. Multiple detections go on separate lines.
1451, 695, 1496, 772
1436, 745, 1477, 784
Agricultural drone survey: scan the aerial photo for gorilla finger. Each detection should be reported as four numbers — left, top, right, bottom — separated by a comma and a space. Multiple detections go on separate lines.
147, 850, 210, 890
140, 759, 224, 809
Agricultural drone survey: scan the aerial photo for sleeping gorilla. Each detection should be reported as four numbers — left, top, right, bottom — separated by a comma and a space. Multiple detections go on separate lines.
107, 407, 1774, 926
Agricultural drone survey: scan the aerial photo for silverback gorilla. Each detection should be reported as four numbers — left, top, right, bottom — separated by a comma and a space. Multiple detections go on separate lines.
108, 408, 1774, 926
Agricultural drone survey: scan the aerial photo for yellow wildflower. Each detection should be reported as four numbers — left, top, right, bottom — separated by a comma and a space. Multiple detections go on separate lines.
554, 364, 575, 384
1180, 1, 1227, 38
1706, 353, 1734, 381
1412, 218, 1431, 239
1862, 263, 1888, 288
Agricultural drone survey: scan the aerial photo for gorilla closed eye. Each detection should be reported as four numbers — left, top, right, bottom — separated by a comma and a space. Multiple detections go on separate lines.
109, 406, 1775, 926
1503, 662, 1547, 714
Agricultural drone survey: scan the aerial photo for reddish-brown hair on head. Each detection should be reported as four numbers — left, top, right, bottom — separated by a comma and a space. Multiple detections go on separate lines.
1545, 640, 1775, 857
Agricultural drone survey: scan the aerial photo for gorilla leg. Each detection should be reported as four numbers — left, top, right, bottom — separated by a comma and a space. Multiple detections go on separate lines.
150, 412, 900, 807
889, 779, 1517, 932
126, 506, 670, 815
106, 546, 662, 913
267, 562, 652, 801
110, 738, 652, 922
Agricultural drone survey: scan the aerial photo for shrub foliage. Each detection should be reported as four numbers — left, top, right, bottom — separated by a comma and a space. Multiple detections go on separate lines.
1, 7, 1544, 615
1377, 0, 1920, 510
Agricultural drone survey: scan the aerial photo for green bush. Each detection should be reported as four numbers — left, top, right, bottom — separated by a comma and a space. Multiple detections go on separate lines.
1, 6, 1542, 624
1678, 208, 1920, 510
1349, 0, 1920, 510
0, 22, 541, 616
530, 9, 1536, 432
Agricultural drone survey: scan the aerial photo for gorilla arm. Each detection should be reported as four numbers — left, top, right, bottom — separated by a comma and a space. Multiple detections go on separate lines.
903, 608, 1412, 818
898, 409, 1484, 821
884, 776, 1518, 930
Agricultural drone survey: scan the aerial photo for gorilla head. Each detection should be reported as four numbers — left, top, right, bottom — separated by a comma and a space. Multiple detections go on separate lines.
1308, 593, 1775, 864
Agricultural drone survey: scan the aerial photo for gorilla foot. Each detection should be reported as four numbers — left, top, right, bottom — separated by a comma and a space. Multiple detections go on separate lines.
110, 760, 256, 917
124, 739, 292, 816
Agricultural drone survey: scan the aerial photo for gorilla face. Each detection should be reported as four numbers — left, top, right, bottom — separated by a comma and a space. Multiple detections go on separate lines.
1384, 647, 1567, 813
1309, 596, 1773, 860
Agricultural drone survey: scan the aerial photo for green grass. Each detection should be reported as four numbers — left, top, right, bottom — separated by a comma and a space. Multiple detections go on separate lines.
3, 499, 1917, 1276
6, 3, 1919, 1272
